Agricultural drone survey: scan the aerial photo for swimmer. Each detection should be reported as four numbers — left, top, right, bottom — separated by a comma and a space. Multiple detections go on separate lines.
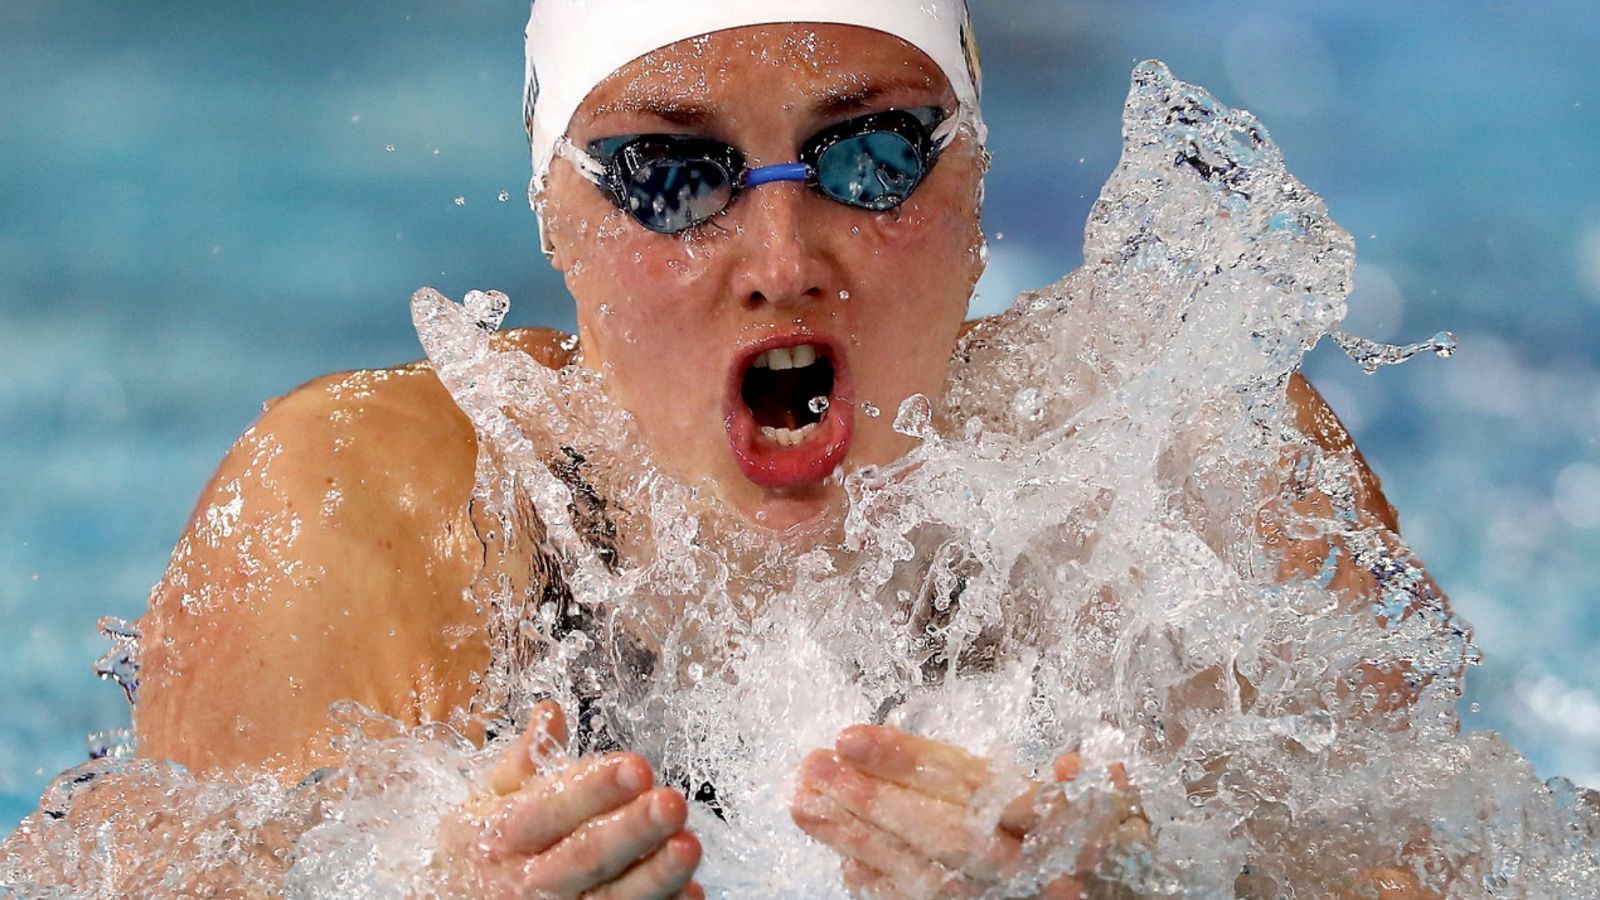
17, 2, 1444, 897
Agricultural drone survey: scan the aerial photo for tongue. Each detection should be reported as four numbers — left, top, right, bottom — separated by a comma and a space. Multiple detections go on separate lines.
751, 393, 802, 430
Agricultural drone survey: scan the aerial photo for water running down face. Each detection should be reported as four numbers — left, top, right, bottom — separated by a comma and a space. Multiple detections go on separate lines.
539, 25, 987, 533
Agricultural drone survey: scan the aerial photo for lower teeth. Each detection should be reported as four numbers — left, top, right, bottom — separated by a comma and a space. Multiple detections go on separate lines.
761, 423, 817, 447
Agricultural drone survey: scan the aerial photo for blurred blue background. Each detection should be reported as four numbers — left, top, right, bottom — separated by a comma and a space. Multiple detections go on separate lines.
2, 0, 1597, 832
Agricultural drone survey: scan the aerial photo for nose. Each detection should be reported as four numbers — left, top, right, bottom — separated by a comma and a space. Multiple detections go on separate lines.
729, 179, 830, 310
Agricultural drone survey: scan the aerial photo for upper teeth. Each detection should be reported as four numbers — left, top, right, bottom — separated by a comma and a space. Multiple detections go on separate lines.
753, 343, 820, 370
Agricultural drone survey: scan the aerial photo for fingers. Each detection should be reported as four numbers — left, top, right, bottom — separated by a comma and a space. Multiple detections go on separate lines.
488, 700, 571, 795
799, 750, 1022, 881
792, 786, 985, 899
495, 753, 655, 857
583, 831, 702, 900
836, 725, 1046, 835
813, 728, 1144, 897
840, 859, 906, 900
835, 725, 992, 808
526, 786, 690, 896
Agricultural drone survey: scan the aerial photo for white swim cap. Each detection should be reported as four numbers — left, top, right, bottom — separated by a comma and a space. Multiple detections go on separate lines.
523, 0, 982, 193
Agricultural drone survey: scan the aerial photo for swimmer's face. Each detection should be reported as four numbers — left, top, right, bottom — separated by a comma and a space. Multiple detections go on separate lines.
543, 24, 985, 533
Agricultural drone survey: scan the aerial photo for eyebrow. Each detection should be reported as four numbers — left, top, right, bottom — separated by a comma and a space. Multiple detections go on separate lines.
608, 96, 718, 128
601, 76, 943, 130
814, 78, 940, 118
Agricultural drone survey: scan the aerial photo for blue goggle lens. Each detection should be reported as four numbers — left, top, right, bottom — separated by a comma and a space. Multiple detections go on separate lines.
815, 130, 924, 210
621, 154, 735, 235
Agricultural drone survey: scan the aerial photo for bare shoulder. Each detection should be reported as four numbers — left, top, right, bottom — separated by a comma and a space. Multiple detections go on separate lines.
135, 328, 573, 779
1284, 371, 1399, 532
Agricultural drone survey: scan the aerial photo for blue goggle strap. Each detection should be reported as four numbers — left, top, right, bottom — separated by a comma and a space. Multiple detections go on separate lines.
744, 162, 811, 188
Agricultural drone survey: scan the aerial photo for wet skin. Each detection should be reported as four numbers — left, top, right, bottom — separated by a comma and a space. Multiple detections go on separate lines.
541, 24, 985, 534
123, 23, 1442, 900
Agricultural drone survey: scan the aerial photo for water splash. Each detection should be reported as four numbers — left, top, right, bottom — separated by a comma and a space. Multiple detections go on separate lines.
7, 61, 1598, 898
91, 616, 140, 706
1331, 327, 1459, 374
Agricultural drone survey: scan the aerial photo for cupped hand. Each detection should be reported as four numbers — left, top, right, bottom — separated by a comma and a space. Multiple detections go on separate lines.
791, 725, 1146, 899
437, 701, 704, 900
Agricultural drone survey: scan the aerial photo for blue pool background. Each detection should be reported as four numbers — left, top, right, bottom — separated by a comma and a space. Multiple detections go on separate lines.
2, 1, 1597, 832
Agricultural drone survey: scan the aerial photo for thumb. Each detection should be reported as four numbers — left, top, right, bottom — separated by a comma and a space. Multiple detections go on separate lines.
487, 700, 570, 795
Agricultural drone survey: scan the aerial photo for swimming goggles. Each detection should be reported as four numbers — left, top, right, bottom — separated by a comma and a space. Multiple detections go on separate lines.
554, 105, 965, 234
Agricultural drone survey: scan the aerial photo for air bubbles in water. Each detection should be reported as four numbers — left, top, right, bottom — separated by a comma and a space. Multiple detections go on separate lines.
1012, 387, 1044, 422
807, 396, 829, 415
453, 195, 467, 207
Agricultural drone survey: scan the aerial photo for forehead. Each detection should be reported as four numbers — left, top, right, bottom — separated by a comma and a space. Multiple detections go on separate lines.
572, 23, 951, 130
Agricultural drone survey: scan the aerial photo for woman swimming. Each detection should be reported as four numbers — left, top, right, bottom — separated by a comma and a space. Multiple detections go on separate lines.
12, 2, 1448, 897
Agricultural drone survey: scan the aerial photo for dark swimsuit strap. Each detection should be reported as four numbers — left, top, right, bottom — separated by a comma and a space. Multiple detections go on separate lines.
485, 446, 725, 817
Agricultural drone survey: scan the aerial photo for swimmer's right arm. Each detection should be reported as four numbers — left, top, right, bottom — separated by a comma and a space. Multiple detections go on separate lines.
7, 351, 703, 894
133, 365, 493, 777
132, 329, 578, 775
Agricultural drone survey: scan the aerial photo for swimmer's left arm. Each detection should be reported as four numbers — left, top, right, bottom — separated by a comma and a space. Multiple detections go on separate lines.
1267, 373, 1457, 711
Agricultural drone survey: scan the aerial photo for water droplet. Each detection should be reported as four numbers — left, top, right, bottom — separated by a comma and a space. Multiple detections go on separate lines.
497, 190, 510, 202
862, 402, 881, 418
808, 396, 830, 415
838, 290, 851, 300
384, 143, 396, 153
454, 196, 467, 207
1013, 387, 1045, 422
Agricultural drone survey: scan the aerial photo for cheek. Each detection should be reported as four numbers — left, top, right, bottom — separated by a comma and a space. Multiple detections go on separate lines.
568, 221, 737, 321
843, 209, 981, 342
844, 164, 984, 295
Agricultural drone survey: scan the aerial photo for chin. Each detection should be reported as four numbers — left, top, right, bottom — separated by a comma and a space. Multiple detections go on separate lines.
727, 478, 846, 540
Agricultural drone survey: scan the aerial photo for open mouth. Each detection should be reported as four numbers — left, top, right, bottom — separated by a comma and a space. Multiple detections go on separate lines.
743, 344, 836, 444
726, 336, 853, 490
